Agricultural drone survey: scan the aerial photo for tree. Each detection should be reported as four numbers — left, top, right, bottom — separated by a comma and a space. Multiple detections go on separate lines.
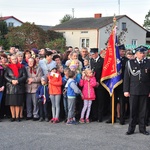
0, 20, 9, 49
46, 30, 64, 41
6, 22, 47, 50
60, 14, 73, 24
45, 38, 66, 53
143, 10, 150, 30
45, 30, 66, 52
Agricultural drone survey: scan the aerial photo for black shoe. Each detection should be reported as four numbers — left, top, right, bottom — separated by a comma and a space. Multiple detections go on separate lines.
126, 131, 134, 135
10, 118, 15, 122
39, 117, 44, 122
117, 117, 120, 120
26, 117, 32, 120
97, 119, 102, 123
20, 117, 24, 120
45, 118, 49, 122
120, 119, 125, 125
140, 131, 149, 135
33, 118, 39, 121
146, 122, 149, 126
91, 118, 98, 122
16, 118, 21, 122
106, 119, 116, 124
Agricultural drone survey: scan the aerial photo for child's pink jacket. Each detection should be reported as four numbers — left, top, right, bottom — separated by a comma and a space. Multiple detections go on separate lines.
79, 76, 97, 100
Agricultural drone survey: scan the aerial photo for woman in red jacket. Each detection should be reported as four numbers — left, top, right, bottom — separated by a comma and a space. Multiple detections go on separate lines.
48, 66, 62, 123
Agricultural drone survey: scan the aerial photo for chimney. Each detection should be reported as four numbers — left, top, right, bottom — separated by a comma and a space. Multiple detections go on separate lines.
94, 13, 102, 18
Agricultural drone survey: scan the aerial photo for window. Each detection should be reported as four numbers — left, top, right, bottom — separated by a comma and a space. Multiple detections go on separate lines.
81, 38, 89, 48
122, 22, 126, 31
8, 22, 14, 27
81, 31, 88, 33
132, 39, 137, 46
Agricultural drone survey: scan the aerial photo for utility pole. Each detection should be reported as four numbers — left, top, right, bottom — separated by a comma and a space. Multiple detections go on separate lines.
72, 8, 74, 18
118, 0, 120, 15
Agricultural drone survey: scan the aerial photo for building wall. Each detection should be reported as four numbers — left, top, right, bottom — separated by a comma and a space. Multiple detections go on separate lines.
117, 17, 146, 49
55, 29, 98, 50
55, 16, 146, 51
99, 16, 146, 50
5, 18, 22, 27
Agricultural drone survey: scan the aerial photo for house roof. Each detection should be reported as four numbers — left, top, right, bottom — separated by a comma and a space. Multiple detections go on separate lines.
0, 16, 23, 23
52, 15, 146, 31
38, 25, 53, 31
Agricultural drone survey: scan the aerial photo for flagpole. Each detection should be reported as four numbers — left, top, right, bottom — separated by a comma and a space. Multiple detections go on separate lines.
112, 92, 115, 124
112, 15, 116, 125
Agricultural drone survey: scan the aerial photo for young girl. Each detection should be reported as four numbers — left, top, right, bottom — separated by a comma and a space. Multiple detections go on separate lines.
48, 65, 62, 123
79, 68, 97, 123
65, 51, 82, 71
36, 76, 49, 122
82, 58, 90, 71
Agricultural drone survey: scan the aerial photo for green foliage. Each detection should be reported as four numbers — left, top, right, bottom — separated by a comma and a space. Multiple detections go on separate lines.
60, 14, 73, 24
45, 38, 66, 53
0, 20, 9, 49
46, 30, 64, 41
6, 22, 47, 50
143, 10, 150, 30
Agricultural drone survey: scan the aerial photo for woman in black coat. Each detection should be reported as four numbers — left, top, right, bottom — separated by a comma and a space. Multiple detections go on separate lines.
4, 54, 27, 122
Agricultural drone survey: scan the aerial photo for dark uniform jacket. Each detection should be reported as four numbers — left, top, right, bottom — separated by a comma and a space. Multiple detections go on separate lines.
90, 56, 104, 89
4, 67, 27, 94
123, 58, 150, 95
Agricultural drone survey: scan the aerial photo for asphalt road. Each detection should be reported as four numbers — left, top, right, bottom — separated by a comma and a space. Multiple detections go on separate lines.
0, 119, 150, 150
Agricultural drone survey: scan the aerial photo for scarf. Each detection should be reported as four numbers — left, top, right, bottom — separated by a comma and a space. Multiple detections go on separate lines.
7, 63, 23, 78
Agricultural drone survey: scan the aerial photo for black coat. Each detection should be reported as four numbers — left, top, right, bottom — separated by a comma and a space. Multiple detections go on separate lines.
0, 65, 5, 87
123, 58, 150, 95
90, 56, 104, 89
4, 66, 27, 94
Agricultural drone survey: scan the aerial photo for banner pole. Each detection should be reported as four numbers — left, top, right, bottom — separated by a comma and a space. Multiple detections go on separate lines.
112, 92, 114, 124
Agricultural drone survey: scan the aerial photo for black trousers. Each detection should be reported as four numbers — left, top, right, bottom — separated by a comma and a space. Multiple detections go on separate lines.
90, 86, 109, 121
114, 90, 126, 123
128, 95, 147, 132
38, 101, 48, 118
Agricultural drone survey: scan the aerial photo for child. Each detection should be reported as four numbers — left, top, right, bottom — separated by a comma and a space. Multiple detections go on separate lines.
82, 58, 90, 71
62, 67, 70, 121
65, 51, 82, 70
69, 63, 82, 119
36, 76, 49, 122
48, 65, 62, 123
65, 70, 82, 125
79, 68, 97, 123
57, 64, 64, 77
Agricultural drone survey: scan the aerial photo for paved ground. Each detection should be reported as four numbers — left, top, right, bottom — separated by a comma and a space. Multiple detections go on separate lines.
0, 119, 150, 150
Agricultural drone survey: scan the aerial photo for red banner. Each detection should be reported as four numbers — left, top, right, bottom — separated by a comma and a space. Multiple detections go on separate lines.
101, 30, 116, 79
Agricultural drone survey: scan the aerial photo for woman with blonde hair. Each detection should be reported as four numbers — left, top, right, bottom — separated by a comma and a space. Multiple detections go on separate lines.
4, 55, 27, 122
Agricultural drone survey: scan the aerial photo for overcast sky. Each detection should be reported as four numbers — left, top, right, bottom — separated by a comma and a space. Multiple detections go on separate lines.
0, 0, 150, 26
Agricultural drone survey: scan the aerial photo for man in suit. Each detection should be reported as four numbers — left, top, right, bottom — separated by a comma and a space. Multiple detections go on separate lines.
124, 46, 150, 135
90, 48, 109, 122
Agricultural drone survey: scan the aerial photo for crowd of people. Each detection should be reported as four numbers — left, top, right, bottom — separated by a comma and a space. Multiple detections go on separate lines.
0, 45, 150, 135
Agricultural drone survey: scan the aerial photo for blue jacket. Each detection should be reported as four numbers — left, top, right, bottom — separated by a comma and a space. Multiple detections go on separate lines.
66, 79, 81, 98
36, 85, 49, 102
